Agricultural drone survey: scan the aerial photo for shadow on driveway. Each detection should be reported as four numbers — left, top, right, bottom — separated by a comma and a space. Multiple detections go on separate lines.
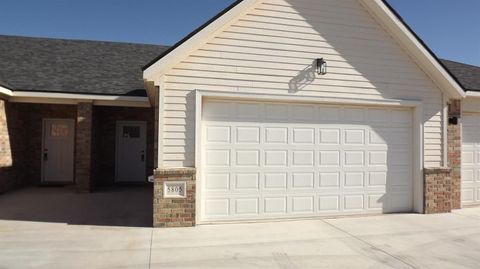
0, 185, 152, 227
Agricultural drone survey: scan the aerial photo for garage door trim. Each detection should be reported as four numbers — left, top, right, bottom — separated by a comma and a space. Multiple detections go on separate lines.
194, 90, 424, 224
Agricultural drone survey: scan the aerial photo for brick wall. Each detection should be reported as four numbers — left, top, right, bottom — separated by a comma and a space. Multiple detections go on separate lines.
0, 101, 76, 193
0, 99, 13, 168
153, 168, 196, 227
448, 100, 461, 209
423, 100, 462, 214
92, 106, 155, 186
424, 168, 452, 214
1, 101, 156, 194
76, 102, 93, 192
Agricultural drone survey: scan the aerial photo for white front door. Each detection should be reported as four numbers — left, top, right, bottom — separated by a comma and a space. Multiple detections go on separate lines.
462, 113, 480, 205
115, 121, 147, 183
200, 100, 413, 222
42, 119, 75, 183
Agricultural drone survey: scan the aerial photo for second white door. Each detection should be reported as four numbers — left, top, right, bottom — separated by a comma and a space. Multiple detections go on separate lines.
115, 121, 147, 183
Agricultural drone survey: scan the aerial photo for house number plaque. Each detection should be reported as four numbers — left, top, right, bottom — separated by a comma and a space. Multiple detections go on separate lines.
163, 181, 187, 198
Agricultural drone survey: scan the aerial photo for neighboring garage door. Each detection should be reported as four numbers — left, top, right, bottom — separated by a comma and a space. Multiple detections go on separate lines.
201, 99, 413, 222
462, 113, 480, 205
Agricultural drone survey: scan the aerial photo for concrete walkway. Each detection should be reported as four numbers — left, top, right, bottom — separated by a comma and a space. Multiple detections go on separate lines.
1, 201, 480, 268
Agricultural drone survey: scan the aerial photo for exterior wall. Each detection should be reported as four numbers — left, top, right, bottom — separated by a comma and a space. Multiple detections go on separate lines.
0, 101, 77, 192
92, 106, 155, 186
448, 100, 461, 209
424, 168, 452, 214
153, 168, 196, 227
1, 101, 154, 193
462, 98, 480, 113
76, 102, 93, 192
158, 0, 446, 168
423, 100, 462, 213
0, 99, 31, 193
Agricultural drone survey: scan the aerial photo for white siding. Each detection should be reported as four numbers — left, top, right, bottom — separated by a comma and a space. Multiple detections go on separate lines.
463, 98, 480, 113
160, 0, 445, 168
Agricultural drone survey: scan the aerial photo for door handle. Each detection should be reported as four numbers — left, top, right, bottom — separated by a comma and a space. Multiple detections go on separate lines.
141, 151, 145, 162
43, 149, 48, 161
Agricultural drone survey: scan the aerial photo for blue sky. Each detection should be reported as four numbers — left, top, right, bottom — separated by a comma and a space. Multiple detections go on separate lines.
0, 0, 479, 66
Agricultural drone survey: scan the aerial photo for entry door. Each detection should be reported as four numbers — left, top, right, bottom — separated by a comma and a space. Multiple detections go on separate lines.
42, 119, 75, 183
115, 121, 147, 183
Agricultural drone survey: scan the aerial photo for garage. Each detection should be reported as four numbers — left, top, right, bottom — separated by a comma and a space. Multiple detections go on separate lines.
461, 113, 480, 205
200, 99, 414, 222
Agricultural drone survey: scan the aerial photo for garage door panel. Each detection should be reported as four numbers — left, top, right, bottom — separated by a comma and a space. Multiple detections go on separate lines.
319, 172, 341, 188
235, 150, 260, 166
265, 127, 288, 143
319, 195, 341, 211
205, 173, 231, 191
202, 100, 413, 222
235, 198, 259, 215
462, 188, 475, 203
264, 197, 288, 214
462, 114, 480, 205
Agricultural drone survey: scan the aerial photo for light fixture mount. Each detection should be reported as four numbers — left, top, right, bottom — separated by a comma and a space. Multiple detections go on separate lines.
316, 58, 327, 75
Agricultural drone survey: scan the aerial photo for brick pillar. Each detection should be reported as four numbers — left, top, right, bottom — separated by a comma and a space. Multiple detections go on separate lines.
424, 168, 452, 213
75, 102, 93, 193
448, 100, 461, 209
0, 99, 12, 193
153, 168, 196, 227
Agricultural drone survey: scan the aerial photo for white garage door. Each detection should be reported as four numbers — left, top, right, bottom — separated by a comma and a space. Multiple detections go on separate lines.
462, 114, 480, 205
201, 100, 413, 222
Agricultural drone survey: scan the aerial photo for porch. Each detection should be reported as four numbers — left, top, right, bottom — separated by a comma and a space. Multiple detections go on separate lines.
0, 185, 152, 227
0, 100, 155, 193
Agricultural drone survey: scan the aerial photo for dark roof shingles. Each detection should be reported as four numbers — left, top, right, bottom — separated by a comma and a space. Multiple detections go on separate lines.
0, 35, 168, 96
441, 59, 480, 92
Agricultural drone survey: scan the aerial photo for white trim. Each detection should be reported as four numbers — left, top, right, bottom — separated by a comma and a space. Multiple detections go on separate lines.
6, 91, 150, 107
442, 94, 448, 167
194, 90, 425, 223
157, 76, 166, 168
359, 0, 465, 99
0, 86, 13, 99
466, 91, 480, 98
195, 89, 422, 108
143, 0, 260, 81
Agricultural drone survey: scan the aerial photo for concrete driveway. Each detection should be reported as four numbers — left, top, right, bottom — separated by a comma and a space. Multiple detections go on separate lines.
1, 204, 480, 268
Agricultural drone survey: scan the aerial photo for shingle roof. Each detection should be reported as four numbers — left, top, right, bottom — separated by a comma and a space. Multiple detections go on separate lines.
441, 59, 480, 92
0, 35, 168, 96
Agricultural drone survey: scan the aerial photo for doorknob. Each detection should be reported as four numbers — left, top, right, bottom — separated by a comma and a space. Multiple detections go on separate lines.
43, 149, 48, 161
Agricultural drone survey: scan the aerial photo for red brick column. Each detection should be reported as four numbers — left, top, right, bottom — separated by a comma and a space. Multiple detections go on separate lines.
424, 168, 452, 213
75, 102, 93, 192
448, 100, 461, 209
153, 168, 196, 227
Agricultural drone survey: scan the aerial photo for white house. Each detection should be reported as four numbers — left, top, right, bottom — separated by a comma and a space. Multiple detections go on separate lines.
1, 0, 479, 228
143, 0, 468, 227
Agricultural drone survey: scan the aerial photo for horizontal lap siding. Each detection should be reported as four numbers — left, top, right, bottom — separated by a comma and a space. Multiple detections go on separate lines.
463, 99, 480, 113
161, 0, 444, 167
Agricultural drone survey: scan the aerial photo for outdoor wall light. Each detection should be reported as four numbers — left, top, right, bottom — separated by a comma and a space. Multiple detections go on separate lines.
316, 58, 327, 75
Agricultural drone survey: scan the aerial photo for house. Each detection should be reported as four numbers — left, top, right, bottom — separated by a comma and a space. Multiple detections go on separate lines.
0, 35, 168, 192
0, 0, 478, 228
142, 0, 469, 227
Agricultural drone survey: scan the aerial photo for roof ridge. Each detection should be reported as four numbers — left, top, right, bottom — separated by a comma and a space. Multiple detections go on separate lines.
0, 34, 170, 48
440, 58, 480, 69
